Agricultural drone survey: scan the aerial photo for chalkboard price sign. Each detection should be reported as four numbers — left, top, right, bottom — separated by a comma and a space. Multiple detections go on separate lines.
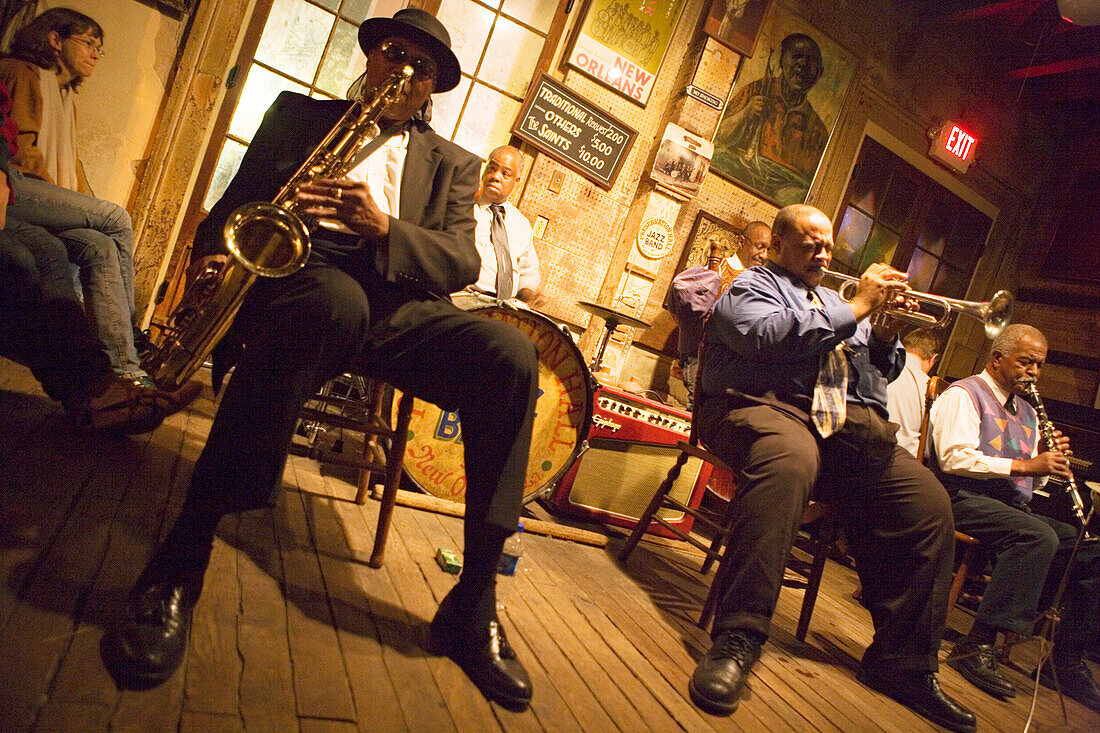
512, 74, 637, 190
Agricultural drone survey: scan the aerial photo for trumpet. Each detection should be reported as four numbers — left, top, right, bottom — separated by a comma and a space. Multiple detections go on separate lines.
822, 269, 1013, 339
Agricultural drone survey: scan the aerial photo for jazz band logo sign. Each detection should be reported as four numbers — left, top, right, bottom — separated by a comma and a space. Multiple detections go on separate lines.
567, 0, 687, 106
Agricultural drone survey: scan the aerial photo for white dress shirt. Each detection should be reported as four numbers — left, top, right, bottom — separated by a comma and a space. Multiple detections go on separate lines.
886, 351, 928, 458
317, 129, 408, 235
930, 369, 1039, 479
471, 199, 540, 299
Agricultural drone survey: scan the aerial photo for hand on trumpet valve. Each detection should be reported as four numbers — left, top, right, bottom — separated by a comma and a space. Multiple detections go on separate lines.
296, 177, 390, 238
848, 262, 909, 321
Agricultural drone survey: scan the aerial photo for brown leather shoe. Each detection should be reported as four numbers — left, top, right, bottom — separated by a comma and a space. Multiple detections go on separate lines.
83, 378, 202, 434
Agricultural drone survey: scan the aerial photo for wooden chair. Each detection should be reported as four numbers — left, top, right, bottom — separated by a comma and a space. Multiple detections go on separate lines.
618, 326, 836, 639
288, 373, 415, 568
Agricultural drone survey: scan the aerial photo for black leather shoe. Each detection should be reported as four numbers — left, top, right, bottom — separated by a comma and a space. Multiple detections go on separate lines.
429, 598, 532, 710
1037, 659, 1100, 712
100, 581, 196, 690
688, 630, 764, 715
949, 637, 1017, 699
858, 668, 977, 733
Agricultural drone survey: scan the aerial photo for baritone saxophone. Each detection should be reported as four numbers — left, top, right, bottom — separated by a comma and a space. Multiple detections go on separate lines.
144, 66, 415, 391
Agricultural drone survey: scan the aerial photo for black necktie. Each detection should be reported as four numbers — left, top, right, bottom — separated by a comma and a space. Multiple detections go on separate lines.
489, 204, 512, 298
1004, 395, 1017, 415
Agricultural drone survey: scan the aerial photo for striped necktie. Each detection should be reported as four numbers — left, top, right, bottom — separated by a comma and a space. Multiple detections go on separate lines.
490, 204, 513, 298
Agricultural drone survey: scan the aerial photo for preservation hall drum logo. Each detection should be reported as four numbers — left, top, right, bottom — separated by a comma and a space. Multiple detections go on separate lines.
637, 218, 674, 259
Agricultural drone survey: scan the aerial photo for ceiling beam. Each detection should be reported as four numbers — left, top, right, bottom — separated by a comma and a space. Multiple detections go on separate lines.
933, 0, 1045, 24
1007, 52, 1100, 78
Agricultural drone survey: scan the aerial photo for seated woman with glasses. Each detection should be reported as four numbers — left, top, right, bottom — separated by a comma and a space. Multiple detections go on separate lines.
0, 8, 156, 387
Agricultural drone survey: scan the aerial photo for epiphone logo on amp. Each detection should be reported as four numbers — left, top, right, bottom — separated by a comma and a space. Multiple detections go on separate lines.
592, 414, 622, 432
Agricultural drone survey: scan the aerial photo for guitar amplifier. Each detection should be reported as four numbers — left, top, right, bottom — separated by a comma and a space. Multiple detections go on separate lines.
546, 384, 712, 538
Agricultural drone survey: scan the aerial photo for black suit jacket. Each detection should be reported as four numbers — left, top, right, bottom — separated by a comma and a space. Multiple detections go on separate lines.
193, 91, 482, 306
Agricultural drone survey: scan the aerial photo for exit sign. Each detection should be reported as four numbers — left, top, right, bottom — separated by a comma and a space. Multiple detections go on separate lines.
929, 122, 978, 174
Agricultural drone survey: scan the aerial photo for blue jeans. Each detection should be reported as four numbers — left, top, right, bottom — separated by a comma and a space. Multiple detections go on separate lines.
4, 170, 145, 379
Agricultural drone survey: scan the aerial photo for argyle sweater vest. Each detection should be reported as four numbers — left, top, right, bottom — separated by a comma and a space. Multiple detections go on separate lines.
935, 375, 1039, 506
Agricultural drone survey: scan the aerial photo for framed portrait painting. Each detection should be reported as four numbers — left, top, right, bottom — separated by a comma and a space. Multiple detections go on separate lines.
702, 0, 771, 57
710, 4, 857, 207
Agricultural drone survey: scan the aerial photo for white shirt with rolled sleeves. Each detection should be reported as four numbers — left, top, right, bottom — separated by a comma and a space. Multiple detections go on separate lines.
929, 369, 1041, 482
887, 351, 928, 458
471, 199, 540, 299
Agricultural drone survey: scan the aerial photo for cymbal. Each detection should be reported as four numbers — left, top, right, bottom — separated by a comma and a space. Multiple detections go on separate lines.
576, 300, 651, 330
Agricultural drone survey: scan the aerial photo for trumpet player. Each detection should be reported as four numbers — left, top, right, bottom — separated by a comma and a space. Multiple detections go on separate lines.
930, 323, 1100, 711
688, 204, 975, 732
100, 9, 537, 709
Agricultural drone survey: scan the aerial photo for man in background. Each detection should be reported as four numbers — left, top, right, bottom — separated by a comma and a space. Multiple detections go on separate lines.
887, 328, 941, 458
470, 145, 541, 304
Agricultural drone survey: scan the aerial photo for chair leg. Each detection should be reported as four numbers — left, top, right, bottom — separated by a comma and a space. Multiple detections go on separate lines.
797, 517, 834, 642
700, 493, 738, 575
618, 451, 689, 562
369, 392, 414, 569
946, 543, 976, 617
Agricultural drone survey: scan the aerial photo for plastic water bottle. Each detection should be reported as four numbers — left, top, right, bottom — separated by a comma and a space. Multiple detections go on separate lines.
496, 522, 525, 611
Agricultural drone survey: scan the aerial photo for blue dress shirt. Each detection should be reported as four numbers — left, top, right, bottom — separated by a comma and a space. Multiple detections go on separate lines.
699, 261, 905, 419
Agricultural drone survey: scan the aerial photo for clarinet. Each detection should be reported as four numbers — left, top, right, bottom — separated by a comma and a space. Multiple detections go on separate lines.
1022, 382, 1094, 538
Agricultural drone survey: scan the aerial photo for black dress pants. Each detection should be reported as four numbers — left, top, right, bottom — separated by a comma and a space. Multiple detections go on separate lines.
186, 256, 538, 533
949, 488, 1100, 654
697, 398, 955, 673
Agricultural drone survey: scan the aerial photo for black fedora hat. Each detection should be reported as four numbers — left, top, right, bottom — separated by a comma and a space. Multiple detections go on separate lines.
358, 9, 461, 93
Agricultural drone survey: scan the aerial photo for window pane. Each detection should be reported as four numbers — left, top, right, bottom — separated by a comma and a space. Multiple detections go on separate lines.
228, 65, 310, 141
340, 0, 375, 22
932, 262, 968, 298
203, 139, 248, 211
879, 169, 919, 231
906, 247, 938, 292
847, 142, 890, 216
254, 0, 332, 83
503, 0, 556, 32
860, 224, 899, 271
944, 210, 990, 270
430, 77, 473, 139
438, 0, 495, 76
834, 206, 872, 268
315, 0, 340, 11
480, 15, 543, 97
453, 82, 520, 160
316, 18, 365, 97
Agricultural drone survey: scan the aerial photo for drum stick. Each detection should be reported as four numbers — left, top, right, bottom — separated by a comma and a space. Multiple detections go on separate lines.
373, 487, 609, 547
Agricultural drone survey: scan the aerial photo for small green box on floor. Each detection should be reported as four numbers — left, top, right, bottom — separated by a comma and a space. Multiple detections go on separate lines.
435, 547, 462, 574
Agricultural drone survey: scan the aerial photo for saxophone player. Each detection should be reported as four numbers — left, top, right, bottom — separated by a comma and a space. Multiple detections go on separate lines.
101, 9, 537, 709
930, 323, 1100, 711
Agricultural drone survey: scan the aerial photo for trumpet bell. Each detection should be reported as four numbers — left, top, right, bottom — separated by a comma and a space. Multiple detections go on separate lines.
982, 289, 1013, 339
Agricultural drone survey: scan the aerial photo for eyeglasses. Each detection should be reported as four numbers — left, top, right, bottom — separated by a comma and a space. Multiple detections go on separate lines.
377, 41, 436, 81
67, 35, 104, 57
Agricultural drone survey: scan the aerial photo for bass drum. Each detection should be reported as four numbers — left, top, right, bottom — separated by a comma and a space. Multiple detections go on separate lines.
395, 301, 593, 503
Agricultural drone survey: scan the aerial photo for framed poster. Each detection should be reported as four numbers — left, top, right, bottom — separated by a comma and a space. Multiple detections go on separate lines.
566, 0, 687, 106
710, 4, 857, 207
702, 0, 771, 57
650, 123, 713, 199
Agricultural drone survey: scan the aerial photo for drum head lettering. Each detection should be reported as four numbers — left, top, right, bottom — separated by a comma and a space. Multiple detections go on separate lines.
396, 306, 592, 503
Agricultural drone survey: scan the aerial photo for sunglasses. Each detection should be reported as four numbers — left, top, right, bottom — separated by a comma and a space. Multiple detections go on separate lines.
378, 41, 437, 81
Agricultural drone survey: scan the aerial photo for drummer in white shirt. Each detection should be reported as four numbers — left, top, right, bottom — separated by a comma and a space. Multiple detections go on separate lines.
470, 145, 542, 304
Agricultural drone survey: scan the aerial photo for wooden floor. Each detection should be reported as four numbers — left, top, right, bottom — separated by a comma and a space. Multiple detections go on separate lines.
1, 358, 1098, 732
